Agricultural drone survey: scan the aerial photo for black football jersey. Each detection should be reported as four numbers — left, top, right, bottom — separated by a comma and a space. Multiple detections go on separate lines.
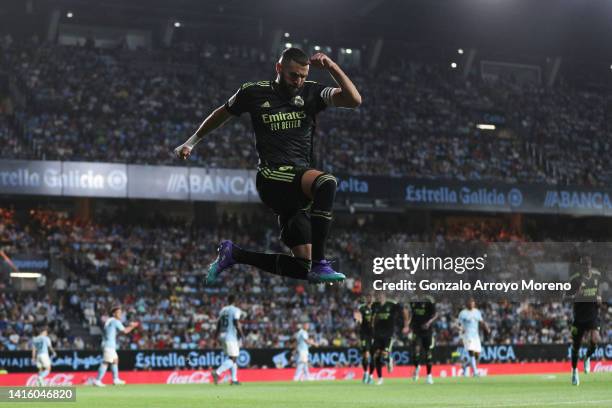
409, 296, 436, 332
224, 80, 334, 167
358, 303, 374, 337
372, 300, 403, 337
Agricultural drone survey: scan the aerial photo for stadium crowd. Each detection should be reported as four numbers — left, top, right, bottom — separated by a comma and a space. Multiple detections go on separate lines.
0, 208, 610, 353
1, 39, 611, 185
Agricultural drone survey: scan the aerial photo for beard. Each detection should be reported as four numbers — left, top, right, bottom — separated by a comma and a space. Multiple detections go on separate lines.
278, 75, 301, 97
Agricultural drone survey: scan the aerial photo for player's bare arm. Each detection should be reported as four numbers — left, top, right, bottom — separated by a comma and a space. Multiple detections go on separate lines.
402, 307, 410, 334
354, 310, 363, 324
236, 320, 245, 339
123, 321, 139, 335
309, 53, 362, 108
174, 105, 233, 160
423, 312, 439, 330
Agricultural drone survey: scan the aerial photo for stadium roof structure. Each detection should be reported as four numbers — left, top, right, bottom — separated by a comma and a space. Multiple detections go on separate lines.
2, 0, 612, 63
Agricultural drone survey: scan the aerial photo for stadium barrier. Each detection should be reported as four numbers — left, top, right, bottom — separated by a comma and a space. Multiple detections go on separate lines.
2, 362, 612, 386
1, 344, 610, 373
1, 159, 612, 215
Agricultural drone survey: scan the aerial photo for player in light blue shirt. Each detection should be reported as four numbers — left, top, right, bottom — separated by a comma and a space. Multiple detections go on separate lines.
31, 325, 57, 386
457, 298, 489, 377
211, 295, 244, 385
294, 323, 314, 381
93, 306, 139, 387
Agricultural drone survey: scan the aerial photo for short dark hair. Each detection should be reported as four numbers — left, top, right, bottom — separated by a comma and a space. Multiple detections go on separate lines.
279, 47, 309, 66
228, 294, 236, 304
110, 305, 121, 315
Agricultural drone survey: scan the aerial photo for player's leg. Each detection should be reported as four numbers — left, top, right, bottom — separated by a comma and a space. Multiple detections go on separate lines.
368, 345, 377, 383
583, 328, 601, 374
230, 357, 240, 385
94, 348, 115, 386
411, 335, 421, 380
470, 351, 480, 376
302, 353, 310, 380
300, 170, 344, 282
294, 352, 303, 381
570, 324, 583, 385
36, 357, 49, 386
424, 333, 435, 384
206, 167, 340, 284
300, 170, 335, 260
374, 348, 384, 384
213, 357, 234, 383
111, 355, 125, 385
361, 346, 370, 383
386, 338, 394, 373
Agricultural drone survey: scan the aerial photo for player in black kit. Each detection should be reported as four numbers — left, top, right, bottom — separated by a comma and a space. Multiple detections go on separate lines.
354, 293, 375, 384
568, 255, 602, 386
174, 47, 361, 285
408, 294, 438, 385
369, 292, 408, 385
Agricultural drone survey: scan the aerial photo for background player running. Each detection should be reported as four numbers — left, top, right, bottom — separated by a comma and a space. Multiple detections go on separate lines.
408, 294, 438, 385
457, 298, 489, 378
568, 255, 603, 386
354, 293, 374, 384
370, 292, 408, 385
93, 306, 139, 387
174, 47, 361, 285
293, 322, 314, 381
31, 325, 57, 386
211, 295, 244, 385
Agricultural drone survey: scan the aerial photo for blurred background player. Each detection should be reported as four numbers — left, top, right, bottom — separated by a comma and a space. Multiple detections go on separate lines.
211, 295, 244, 385
293, 322, 314, 381
31, 325, 57, 386
370, 292, 408, 385
175, 47, 361, 285
568, 255, 602, 386
93, 306, 139, 387
408, 294, 438, 385
457, 298, 490, 378
354, 293, 374, 384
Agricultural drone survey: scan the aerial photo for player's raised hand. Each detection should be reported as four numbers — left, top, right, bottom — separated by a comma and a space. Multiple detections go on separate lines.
174, 144, 193, 160
309, 53, 335, 69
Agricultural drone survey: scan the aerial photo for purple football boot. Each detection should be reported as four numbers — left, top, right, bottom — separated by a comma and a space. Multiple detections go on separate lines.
205, 240, 236, 285
308, 260, 345, 284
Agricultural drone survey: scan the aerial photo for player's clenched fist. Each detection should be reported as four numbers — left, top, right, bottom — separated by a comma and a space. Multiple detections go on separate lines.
174, 144, 192, 160
309, 53, 335, 69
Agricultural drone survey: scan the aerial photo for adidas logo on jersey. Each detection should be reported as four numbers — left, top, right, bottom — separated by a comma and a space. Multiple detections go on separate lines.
261, 101, 271, 108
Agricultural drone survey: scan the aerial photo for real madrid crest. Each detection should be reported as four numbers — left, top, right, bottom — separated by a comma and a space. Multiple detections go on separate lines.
291, 96, 304, 107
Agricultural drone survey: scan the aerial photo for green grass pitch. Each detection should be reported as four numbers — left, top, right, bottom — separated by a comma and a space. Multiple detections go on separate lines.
10, 373, 612, 408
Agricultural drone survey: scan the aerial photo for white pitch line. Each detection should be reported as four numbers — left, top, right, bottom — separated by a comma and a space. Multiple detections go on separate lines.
450, 399, 612, 408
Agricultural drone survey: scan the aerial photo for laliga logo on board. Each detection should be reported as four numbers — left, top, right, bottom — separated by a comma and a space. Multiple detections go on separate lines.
166, 371, 212, 384
26, 373, 75, 386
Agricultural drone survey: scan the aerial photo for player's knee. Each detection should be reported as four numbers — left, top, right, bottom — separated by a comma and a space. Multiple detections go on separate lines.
279, 211, 311, 249
311, 173, 337, 200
